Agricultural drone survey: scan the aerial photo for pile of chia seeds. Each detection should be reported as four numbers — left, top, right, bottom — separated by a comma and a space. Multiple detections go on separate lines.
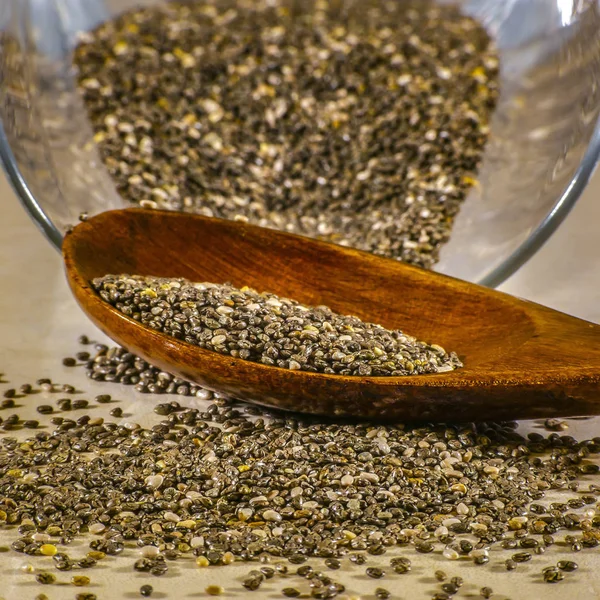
92, 274, 462, 376
0, 346, 600, 598
73, 0, 498, 269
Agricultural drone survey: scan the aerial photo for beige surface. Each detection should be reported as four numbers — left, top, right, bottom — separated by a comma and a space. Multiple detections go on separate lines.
1, 169, 600, 600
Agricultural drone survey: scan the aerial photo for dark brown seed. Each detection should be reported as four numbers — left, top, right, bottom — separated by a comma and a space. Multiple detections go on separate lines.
282, 589, 301, 598
260, 567, 275, 579
557, 560, 578, 572
3, 389, 16, 398
543, 569, 564, 583
37, 405, 53, 414
366, 567, 385, 579
36, 572, 56, 584
62, 357, 77, 367
512, 552, 532, 563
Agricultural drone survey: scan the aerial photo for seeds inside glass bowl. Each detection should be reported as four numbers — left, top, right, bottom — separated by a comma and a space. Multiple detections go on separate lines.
91, 274, 462, 376
73, 0, 499, 270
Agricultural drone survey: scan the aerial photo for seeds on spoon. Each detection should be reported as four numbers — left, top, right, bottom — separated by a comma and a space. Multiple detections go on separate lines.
92, 275, 462, 377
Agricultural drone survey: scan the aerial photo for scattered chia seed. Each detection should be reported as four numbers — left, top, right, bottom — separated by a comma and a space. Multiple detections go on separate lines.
512, 552, 532, 563
544, 419, 568, 432
35, 572, 56, 585
243, 570, 264, 591
480, 587, 493, 599
205, 585, 224, 596
441, 583, 458, 595
415, 541, 434, 554
92, 275, 462, 376
558, 560, 578, 572
62, 358, 77, 367
543, 568, 565, 583
140, 584, 153, 597
375, 589, 391, 600
260, 566, 274, 578
73, 0, 498, 271
282, 589, 301, 598
366, 567, 385, 579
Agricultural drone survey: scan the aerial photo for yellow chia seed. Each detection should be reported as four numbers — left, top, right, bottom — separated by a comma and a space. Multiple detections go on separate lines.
39, 544, 58, 557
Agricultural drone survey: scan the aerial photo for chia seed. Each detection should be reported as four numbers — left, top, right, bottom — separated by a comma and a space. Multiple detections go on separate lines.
366, 567, 385, 579
557, 560, 578, 572
35, 572, 56, 585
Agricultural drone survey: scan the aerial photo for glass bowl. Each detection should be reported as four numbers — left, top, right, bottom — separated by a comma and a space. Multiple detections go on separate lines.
1, 0, 600, 287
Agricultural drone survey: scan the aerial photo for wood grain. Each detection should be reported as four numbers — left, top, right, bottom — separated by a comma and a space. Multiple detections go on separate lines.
62, 208, 600, 421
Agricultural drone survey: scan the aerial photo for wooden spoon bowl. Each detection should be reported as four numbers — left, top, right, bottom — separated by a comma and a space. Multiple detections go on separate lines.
62, 208, 600, 421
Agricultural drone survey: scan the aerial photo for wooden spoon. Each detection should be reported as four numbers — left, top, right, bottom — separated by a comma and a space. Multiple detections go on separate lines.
62, 208, 600, 422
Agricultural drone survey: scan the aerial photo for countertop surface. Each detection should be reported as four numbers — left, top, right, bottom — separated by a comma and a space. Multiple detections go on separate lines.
1, 168, 600, 600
